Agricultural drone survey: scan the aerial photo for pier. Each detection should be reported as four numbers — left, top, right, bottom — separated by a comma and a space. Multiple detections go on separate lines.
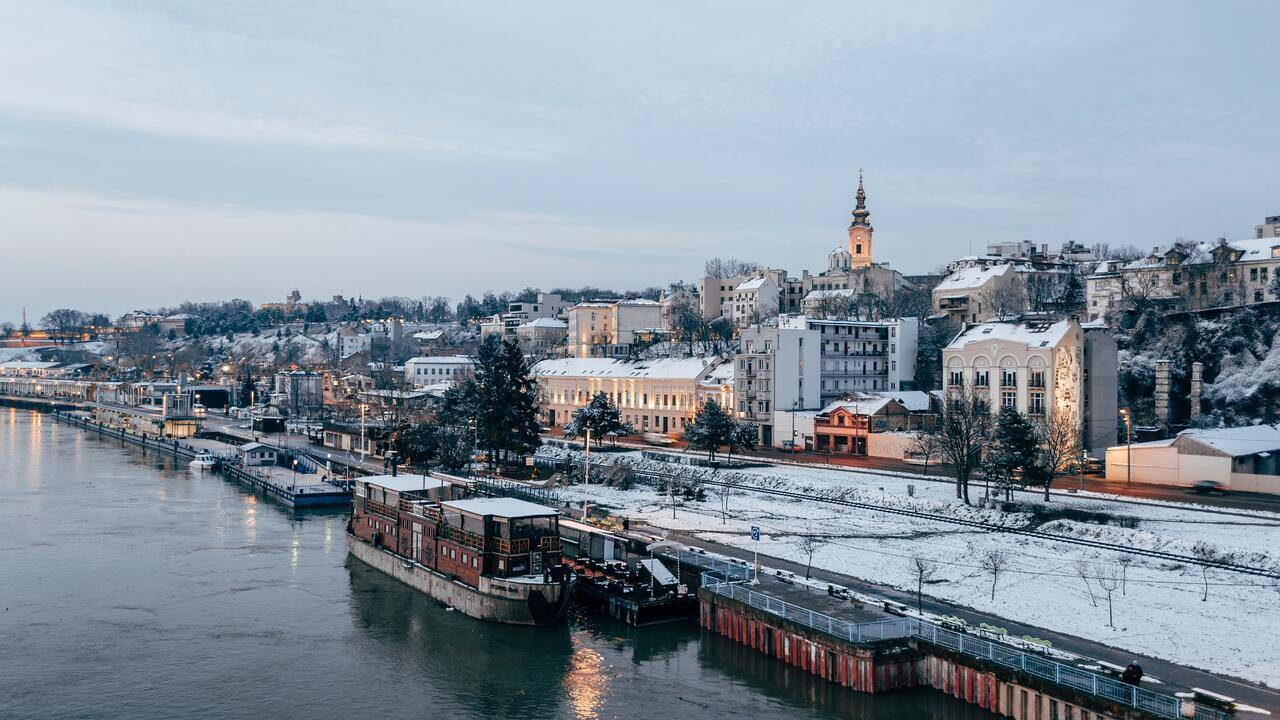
51, 410, 349, 509
667, 549, 1233, 720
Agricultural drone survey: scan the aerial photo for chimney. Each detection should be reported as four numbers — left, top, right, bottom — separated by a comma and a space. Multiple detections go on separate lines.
1155, 360, 1172, 430
1190, 362, 1204, 422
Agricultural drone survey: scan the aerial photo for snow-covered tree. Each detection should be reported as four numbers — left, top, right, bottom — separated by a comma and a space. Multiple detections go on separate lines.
564, 392, 634, 450
685, 399, 734, 462
982, 406, 1041, 501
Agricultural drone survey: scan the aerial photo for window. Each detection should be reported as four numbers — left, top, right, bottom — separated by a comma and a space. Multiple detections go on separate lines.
1172, 271, 1182, 285
1002, 390, 1016, 409
1001, 368, 1017, 387
1029, 392, 1045, 416
975, 369, 989, 388
948, 369, 963, 387
1029, 370, 1045, 388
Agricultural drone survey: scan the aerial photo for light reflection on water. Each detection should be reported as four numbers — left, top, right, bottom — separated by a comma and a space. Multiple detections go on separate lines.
0, 408, 997, 720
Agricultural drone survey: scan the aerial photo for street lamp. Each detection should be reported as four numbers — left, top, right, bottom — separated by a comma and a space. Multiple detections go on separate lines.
1119, 408, 1133, 488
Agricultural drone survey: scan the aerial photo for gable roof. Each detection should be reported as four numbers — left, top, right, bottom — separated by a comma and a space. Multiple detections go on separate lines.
1173, 425, 1280, 458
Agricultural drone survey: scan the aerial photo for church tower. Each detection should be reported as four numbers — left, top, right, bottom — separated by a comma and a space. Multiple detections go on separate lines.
847, 171, 873, 268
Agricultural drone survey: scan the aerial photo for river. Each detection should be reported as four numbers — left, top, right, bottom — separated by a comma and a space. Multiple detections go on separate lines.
0, 408, 995, 719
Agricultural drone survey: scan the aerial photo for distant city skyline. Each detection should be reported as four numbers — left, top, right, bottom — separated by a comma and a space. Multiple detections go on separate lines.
2, 2, 1277, 323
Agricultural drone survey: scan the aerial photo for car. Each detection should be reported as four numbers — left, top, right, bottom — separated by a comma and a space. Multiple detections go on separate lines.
642, 432, 676, 446
1083, 457, 1104, 474
1190, 480, 1228, 495
779, 440, 803, 453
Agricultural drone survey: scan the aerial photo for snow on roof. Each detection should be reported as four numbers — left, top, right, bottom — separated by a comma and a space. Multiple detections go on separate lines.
532, 356, 720, 380
933, 263, 1014, 293
617, 298, 660, 306
1175, 425, 1280, 457
803, 288, 859, 302
413, 330, 445, 340
946, 320, 1075, 350
361, 474, 451, 492
0, 361, 61, 369
238, 442, 274, 452
520, 318, 567, 329
441, 497, 558, 518
819, 397, 896, 416
700, 361, 734, 386
734, 276, 770, 291
405, 355, 474, 364
846, 390, 931, 412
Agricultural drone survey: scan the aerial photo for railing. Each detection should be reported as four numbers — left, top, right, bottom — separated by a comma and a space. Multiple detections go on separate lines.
700, 571, 1214, 720
443, 526, 485, 551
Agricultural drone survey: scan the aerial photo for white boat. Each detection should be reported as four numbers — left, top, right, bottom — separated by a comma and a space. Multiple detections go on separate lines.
189, 451, 217, 470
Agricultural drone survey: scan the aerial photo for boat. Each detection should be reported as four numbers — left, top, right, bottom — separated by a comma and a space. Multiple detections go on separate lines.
347, 473, 575, 626
189, 451, 217, 470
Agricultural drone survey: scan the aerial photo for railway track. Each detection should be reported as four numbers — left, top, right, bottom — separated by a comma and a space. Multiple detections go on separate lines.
566, 457, 1280, 580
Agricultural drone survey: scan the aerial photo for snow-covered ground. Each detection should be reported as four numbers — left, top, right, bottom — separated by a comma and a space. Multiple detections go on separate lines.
540, 447, 1280, 686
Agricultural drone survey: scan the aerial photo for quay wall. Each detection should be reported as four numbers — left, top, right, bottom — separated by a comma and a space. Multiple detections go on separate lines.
701, 589, 1172, 720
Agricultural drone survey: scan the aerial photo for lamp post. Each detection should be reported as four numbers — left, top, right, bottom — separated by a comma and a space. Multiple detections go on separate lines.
359, 403, 367, 464
582, 427, 591, 521
1120, 408, 1132, 488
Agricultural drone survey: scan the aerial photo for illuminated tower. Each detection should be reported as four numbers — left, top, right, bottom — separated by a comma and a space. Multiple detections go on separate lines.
847, 170, 873, 268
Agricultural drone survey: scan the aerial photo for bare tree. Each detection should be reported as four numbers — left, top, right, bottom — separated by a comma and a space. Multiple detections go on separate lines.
588, 330, 612, 358
1073, 559, 1098, 607
798, 535, 826, 580
1036, 410, 1080, 502
977, 279, 1027, 319
1191, 542, 1217, 602
909, 555, 939, 613
907, 431, 941, 476
980, 549, 1010, 601
933, 384, 992, 504
1095, 562, 1122, 628
704, 257, 761, 279
1117, 554, 1134, 595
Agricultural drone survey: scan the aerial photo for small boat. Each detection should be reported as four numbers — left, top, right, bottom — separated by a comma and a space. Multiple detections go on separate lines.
190, 451, 218, 470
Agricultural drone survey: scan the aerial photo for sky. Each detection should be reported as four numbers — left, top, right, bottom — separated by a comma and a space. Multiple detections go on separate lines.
1, 1, 1277, 324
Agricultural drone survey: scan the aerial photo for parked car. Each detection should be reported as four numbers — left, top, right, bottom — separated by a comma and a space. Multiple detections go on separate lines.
1083, 456, 1104, 474
779, 440, 803, 453
1190, 480, 1228, 495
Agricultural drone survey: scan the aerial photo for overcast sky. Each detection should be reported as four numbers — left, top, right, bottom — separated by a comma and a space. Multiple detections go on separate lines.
2, 1, 1277, 323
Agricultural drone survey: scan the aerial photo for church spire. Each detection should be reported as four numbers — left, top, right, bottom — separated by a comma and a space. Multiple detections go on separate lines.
849, 169, 871, 229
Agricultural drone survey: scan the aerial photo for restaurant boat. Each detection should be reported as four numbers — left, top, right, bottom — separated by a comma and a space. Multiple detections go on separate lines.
347, 473, 574, 626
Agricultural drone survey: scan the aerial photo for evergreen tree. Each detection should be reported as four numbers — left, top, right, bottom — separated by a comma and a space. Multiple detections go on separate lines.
982, 406, 1041, 501
724, 420, 758, 464
467, 335, 541, 468
685, 399, 734, 461
564, 392, 634, 450
239, 373, 258, 407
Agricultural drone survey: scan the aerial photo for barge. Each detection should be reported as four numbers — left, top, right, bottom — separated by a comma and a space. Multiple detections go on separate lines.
348, 474, 574, 626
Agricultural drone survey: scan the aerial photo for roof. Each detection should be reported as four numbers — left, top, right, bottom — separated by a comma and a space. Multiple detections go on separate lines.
0, 361, 60, 370
520, 318, 567, 329
412, 330, 445, 340
819, 397, 897, 417
1174, 425, 1280, 457
933, 263, 1014, 293
946, 320, 1075, 351
533, 356, 721, 380
803, 288, 860, 302
238, 442, 274, 452
846, 390, 931, 412
361, 474, 451, 492
405, 355, 474, 365
734, 276, 771, 291
441, 497, 558, 519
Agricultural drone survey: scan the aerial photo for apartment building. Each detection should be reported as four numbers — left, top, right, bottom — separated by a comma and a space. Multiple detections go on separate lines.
778, 315, 918, 406
565, 299, 662, 358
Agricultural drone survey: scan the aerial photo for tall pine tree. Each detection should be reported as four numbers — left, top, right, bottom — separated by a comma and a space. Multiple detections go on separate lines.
982, 405, 1041, 501
468, 335, 542, 468
564, 392, 634, 450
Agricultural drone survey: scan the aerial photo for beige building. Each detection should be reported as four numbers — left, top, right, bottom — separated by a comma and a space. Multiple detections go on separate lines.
699, 269, 787, 321
1255, 214, 1280, 239
1086, 236, 1280, 322
532, 356, 732, 436
481, 292, 566, 339
565, 299, 662, 358
516, 317, 568, 359
944, 319, 1084, 440
723, 275, 779, 326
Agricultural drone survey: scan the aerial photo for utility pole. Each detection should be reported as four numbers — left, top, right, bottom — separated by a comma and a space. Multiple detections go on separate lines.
582, 427, 591, 521
1120, 408, 1132, 488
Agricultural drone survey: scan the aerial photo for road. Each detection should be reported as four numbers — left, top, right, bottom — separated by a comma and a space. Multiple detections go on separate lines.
553, 431, 1280, 514
644, 523, 1279, 715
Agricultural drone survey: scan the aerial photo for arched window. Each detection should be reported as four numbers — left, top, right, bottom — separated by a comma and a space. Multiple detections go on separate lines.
973, 357, 991, 388
1028, 356, 1047, 389
947, 357, 964, 388
1000, 357, 1018, 388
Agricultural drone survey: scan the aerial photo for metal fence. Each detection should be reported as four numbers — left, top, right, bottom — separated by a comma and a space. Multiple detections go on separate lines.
700, 572, 1216, 720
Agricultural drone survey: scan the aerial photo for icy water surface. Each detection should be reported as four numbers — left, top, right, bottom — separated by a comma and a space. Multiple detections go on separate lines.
0, 408, 995, 719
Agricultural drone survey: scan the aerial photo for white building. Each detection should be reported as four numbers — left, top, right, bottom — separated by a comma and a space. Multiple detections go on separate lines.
1105, 425, 1280, 495
734, 323, 821, 447
723, 276, 780, 326
698, 269, 787, 321
565, 299, 662, 358
931, 262, 1018, 324
516, 318, 568, 359
778, 315, 918, 406
532, 356, 731, 436
403, 355, 475, 387
481, 293, 567, 339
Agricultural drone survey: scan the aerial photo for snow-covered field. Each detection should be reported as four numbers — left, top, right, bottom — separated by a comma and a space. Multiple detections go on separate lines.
540, 447, 1280, 686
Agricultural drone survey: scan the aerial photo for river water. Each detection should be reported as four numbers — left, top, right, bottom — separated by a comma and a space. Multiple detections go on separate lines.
0, 408, 994, 719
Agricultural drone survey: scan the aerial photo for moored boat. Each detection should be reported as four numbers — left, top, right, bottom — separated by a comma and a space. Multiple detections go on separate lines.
347, 474, 574, 626
189, 450, 217, 470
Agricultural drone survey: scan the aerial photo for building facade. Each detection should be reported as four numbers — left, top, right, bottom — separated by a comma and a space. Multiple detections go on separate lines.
403, 355, 475, 388
565, 299, 663, 358
532, 356, 731, 436
779, 315, 918, 405
733, 323, 821, 447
